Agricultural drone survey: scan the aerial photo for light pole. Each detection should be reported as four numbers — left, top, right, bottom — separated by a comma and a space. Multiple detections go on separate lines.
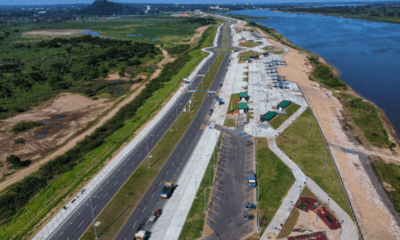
256, 204, 260, 233
308, 115, 311, 133
175, 103, 183, 131
89, 196, 100, 239
146, 134, 154, 168
209, 163, 212, 188
323, 146, 328, 169
204, 188, 206, 213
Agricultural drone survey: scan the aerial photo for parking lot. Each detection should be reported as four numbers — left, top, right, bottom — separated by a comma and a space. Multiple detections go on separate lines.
203, 117, 256, 240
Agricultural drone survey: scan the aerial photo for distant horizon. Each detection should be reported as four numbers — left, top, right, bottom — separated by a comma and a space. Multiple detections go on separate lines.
1, 0, 398, 6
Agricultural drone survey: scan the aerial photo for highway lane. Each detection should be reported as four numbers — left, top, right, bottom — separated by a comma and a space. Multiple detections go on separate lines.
115, 21, 236, 240
49, 19, 235, 240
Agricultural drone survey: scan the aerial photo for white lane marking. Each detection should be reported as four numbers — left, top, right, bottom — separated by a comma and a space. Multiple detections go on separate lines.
142, 206, 147, 212
123, 171, 127, 175
172, 162, 174, 166
114, 181, 119, 186
104, 192, 108, 198
93, 205, 97, 211
181, 146, 184, 150
78, 220, 84, 227
177, 153, 179, 157
131, 161, 135, 166
133, 221, 137, 228
151, 193, 155, 198
186, 140, 188, 143
139, 154, 142, 158
166, 171, 169, 175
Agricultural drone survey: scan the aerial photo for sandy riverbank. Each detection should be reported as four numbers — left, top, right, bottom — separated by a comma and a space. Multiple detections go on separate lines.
244, 21, 400, 239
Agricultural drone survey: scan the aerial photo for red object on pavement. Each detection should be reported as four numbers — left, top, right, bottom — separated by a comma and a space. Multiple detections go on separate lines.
287, 231, 328, 240
294, 197, 341, 230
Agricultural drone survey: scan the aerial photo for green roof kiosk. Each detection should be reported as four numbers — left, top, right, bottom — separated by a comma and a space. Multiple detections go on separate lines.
238, 102, 248, 114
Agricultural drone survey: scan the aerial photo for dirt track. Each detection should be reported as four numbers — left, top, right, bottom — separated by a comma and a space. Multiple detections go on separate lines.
0, 47, 174, 191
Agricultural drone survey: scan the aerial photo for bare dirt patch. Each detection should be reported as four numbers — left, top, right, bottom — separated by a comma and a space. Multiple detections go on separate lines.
22, 29, 89, 36
0, 93, 110, 185
0, 46, 175, 191
114, 24, 138, 29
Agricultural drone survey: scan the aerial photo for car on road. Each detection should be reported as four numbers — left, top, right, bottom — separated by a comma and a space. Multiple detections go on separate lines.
244, 214, 255, 220
160, 182, 175, 198
245, 141, 253, 146
149, 209, 162, 223
245, 203, 256, 211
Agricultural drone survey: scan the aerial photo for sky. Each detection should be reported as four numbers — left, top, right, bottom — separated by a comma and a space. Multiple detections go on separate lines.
0, 0, 393, 6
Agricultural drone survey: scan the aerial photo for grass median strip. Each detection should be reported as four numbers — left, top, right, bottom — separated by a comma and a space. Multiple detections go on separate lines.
238, 50, 260, 63
178, 133, 222, 240
268, 103, 301, 129
239, 41, 262, 48
81, 52, 227, 239
276, 108, 353, 218
256, 138, 295, 234
226, 93, 240, 114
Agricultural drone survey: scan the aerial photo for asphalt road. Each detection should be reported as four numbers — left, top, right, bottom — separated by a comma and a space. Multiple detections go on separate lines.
202, 119, 255, 240
49, 18, 237, 240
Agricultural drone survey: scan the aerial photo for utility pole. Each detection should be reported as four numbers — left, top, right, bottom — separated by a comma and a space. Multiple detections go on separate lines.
308, 115, 311, 133
256, 204, 260, 233
209, 163, 211, 188
204, 188, 206, 213
146, 140, 151, 168
89, 196, 100, 239
195, 174, 197, 199
323, 147, 327, 169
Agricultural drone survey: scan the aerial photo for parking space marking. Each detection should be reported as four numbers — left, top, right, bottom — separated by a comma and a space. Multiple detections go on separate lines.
218, 165, 226, 170
244, 190, 253, 195
216, 169, 225, 175
209, 208, 219, 215
244, 162, 253, 167
207, 216, 217, 224
215, 181, 223, 187
218, 161, 227, 165
215, 175, 224, 181
212, 193, 221, 200
245, 168, 253, 172
243, 197, 254, 203
211, 200, 221, 207
213, 187, 223, 193
241, 221, 254, 227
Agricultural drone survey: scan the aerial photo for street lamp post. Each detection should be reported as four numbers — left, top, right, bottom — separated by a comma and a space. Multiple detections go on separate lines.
323, 146, 328, 169
89, 196, 100, 239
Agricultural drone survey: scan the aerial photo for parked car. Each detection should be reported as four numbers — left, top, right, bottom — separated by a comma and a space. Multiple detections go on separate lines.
245, 203, 256, 211
245, 141, 253, 146
244, 214, 255, 220
149, 209, 162, 223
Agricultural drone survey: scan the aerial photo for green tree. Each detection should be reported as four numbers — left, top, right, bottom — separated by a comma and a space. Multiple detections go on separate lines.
7, 155, 21, 167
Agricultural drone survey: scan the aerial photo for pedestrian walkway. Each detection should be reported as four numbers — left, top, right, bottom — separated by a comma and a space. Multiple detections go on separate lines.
151, 127, 221, 240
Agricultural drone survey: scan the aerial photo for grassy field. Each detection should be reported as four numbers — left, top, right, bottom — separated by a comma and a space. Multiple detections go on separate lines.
81, 51, 227, 239
337, 93, 391, 148
226, 93, 240, 114
277, 208, 299, 238
221, 22, 230, 47
178, 133, 222, 240
213, 47, 235, 51
239, 41, 262, 48
268, 103, 301, 129
224, 118, 236, 128
1, 21, 221, 240
276, 108, 353, 218
257, 138, 295, 233
371, 157, 400, 212
238, 50, 260, 63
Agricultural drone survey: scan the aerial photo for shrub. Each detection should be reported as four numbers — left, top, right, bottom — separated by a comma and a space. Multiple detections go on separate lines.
11, 121, 42, 134
7, 155, 22, 167
14, 138, 25, 144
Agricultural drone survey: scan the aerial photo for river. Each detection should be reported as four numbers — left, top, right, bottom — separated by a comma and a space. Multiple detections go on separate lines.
228, 10, 400, 137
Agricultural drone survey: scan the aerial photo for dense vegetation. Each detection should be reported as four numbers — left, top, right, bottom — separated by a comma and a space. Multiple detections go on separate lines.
165, 44, 191, 54
307, 56, 347, 90
271, 3, 400, 24
0, 35, 159, 119
372, 157, 400, 212
338, 93, 392, 148
81, 0, 143, 15
227, 14, 269, 20
11, 121, 43, 134
0, 19, 219, 235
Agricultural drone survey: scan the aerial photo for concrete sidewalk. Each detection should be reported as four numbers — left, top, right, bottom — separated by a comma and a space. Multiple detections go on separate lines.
150, 127, 221, 240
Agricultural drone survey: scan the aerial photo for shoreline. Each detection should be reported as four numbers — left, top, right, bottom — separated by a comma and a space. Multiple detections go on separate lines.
261, 23, 400, 146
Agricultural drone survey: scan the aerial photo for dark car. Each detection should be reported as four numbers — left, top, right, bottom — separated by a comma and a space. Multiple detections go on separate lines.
245, 141, 253, 146
244, 214, 255, 220
160, 185, 172, 198
245, 203, 256, 211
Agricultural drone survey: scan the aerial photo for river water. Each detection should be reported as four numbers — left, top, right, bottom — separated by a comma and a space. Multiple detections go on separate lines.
229, 10, 400, 137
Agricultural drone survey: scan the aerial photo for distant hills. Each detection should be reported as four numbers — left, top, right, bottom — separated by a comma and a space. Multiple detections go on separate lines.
81, 0, 143, 16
